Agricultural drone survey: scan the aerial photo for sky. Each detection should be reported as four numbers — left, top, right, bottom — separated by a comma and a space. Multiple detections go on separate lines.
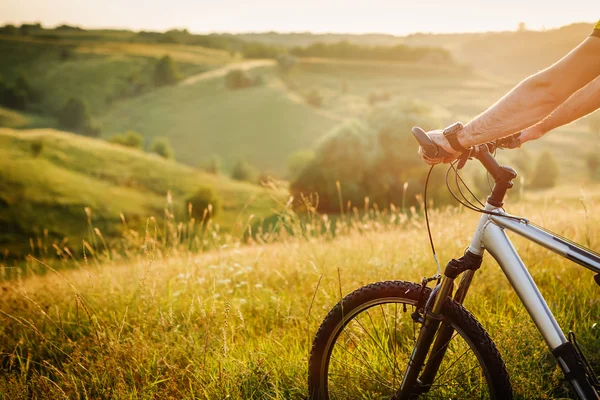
0, 0, 597, 36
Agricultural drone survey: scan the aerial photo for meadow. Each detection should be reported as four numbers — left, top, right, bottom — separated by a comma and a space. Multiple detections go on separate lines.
1, 21, 600, 399
0, 128, 283, 258
1, 186, 599, 398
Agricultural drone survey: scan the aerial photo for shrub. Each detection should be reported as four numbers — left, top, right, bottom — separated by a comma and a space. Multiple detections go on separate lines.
59, 47, 73, 62
368, 92, 392, 106
30, 140, 44, 157
201, 155, 222, 175
286, 149, 315, 180
150, 136, 174, 159
586, 152, 600, 180
290, 99, 444, 212
529, 151, 559, 189
2, 86, 28, 110
231, 160, 259, 183
186, 186, 221, 220
305, 90, 323, 108
153, 55, 180, 86
225, 69, 253, 90
109, 130, 144, 149
57, 97, 93, 134
276, 54, 296, 74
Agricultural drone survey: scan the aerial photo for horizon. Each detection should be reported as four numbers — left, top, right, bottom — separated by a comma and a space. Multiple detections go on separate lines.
1, 0, 597, 36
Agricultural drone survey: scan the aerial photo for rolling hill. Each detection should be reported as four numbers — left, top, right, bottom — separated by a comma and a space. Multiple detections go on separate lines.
0, 36, 236, 115
99, 64, 340, 173
0, 128, 284, 257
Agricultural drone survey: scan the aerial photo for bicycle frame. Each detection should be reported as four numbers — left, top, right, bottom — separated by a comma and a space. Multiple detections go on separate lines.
398, 201, 600, 399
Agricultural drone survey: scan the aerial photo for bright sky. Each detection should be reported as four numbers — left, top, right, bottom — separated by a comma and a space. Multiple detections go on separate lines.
0, 0, 597, 35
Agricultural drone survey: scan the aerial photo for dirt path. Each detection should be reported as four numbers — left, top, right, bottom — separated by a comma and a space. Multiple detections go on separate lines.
180, 59, 276, 86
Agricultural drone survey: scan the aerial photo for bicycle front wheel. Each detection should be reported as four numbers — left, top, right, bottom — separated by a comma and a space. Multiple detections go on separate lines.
308, 280, 513, 399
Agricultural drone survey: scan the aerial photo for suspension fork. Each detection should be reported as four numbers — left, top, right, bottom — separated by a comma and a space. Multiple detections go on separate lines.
396, 252, 483, 398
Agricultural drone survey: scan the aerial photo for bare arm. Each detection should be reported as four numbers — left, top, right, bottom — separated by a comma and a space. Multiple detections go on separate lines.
422, 36, 600, 162
519, 76, 600, 144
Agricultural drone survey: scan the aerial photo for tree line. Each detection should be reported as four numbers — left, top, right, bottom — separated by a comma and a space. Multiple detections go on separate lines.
0, 23, 454, 63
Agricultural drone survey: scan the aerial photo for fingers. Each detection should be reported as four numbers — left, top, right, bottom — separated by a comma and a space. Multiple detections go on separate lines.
419, 147, 442, 165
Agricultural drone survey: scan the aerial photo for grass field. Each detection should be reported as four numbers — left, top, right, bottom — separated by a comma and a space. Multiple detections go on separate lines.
1, 188, 598, 398
0, 36, 235, 115
100, 67, 340, 172
0, 128, 284, 258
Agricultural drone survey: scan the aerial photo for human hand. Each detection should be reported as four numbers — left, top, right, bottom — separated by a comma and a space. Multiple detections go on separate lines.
418, 129, 462, 165
517, 125, 546, 147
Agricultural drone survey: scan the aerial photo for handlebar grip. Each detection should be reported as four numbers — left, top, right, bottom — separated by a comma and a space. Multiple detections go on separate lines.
411, 126, 453, 158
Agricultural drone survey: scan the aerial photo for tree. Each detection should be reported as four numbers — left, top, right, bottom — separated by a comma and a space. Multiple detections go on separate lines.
225, 69, 253, 89
150, 136, 174, 159
2, 87, 27, 110
59, 47, 73, 62
286, 149, 315, 180
529, 151, 559, 189
15, 72, 40, 103
201, 155, 222, 175
305, 90, 323, 108
58, 97, 93, 134
109, 130, 144, 149
186, 186, 221, 220
290, 99, 444, 212
231, 160, 259, 183
153, 55, 180, 86
30, 140, 44, 157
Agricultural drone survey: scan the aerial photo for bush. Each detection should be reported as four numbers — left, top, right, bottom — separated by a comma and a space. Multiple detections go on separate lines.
290, 99, 444, 212
286, 149, 315, 180
30, 140, 44, 157
153, 55, 180, 86
59, 47, 74, 62
2, 86, 28, 110
150, 136, 174, 159
305, 90, 323, 108
225, 69, 253, 90
586, 152, 600, 180
231, 160, 259, 183
186, 186, 221, 220
201, 155, 222, 175
109, 130, 144, 149
368, 92, 392, 106
529, 151, 559, 189
57, 97, 95, 134
276, 54, 296, 74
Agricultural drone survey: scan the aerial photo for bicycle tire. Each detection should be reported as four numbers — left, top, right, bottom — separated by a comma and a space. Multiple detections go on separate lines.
308, 280, 513, 399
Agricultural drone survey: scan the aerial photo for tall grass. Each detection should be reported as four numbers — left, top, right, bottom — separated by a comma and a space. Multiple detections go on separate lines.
1, 188, 599, 398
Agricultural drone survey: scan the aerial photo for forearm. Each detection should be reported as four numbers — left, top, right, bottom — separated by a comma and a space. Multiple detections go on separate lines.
459, 71, 568, 147
536, 76, 600, 133
456, 36, 600, 148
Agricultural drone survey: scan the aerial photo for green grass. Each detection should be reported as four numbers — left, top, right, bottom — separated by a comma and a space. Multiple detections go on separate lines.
0, 128, 284, 257
0, 193, 598, 398
0, 37, 235, 115
100, 70, 340, 172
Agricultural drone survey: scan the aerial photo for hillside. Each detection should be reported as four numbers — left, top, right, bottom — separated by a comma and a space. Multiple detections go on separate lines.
404, 22, 596, 78
236, 23, 596, 79
1, 194, 598, 397
100, 65, 340, 172
0, 128, 284, 257
0, 36, 236, 115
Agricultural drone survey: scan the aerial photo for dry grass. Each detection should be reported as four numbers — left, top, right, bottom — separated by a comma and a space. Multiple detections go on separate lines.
1, 189, 599, 398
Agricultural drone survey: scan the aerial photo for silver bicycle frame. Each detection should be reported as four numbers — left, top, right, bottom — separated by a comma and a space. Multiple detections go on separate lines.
468, 203, 600, 398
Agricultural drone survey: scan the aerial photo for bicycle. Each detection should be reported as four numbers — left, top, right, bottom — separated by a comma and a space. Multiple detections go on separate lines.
308, 127, 600, 399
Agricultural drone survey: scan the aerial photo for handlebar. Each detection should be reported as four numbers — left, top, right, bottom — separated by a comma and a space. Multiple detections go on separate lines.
412, 126, 519, 207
